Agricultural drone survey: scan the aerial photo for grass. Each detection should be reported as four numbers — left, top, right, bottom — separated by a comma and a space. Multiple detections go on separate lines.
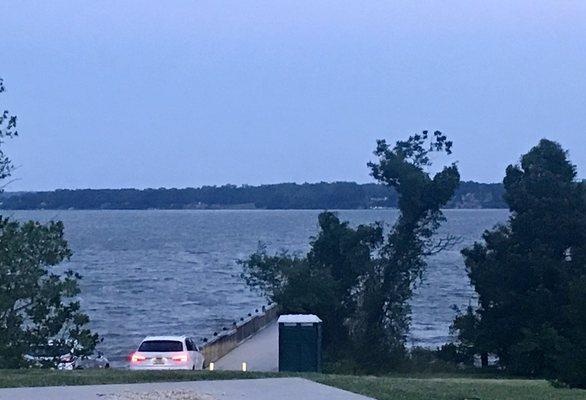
312, 374, 586, 400
0, 369, 277, 388
1, 369, 586, 400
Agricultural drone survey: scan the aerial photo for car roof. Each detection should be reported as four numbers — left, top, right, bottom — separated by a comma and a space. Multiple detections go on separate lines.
141, 336, 189, 342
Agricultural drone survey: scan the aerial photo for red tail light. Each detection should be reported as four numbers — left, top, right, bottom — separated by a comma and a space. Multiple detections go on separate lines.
172, 353, 188, 363
130, 352, 146, 363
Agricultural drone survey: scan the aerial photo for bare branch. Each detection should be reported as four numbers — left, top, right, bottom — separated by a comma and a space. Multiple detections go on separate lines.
424, 234, 463, 256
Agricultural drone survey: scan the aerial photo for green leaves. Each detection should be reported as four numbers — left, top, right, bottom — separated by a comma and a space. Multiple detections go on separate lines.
453, 139, 586, 384
0, 216, 99, 367
0, 78, 18, 138
240, 212, 383, 356
0, 78, 18, 183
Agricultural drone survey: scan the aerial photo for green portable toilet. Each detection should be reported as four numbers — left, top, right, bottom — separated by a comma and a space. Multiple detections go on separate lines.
278, 314, 322, 372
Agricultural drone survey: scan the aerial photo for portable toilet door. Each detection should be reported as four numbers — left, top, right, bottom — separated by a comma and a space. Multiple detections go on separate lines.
278, 314, 322, 372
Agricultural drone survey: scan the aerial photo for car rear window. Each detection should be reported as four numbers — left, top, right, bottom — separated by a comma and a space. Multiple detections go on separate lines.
138, 340, 183, 352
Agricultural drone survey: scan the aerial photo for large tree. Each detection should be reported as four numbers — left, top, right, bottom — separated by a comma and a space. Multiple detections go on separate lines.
453, 139, 586, 382
0, 78, 98, 368
242, 131, 460, 371
350, 131, 460, 370
241, 211, 383, 358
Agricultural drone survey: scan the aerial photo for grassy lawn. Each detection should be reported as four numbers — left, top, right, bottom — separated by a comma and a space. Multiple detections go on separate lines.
1, 369, 586, 400
0, 369, 278, 388
313, 374, 586, 400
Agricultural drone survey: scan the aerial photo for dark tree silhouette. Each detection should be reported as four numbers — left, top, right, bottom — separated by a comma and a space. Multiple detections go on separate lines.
452, 139, 586, 385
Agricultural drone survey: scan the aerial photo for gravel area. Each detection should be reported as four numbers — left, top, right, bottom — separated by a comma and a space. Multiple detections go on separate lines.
104, 389, 216, 400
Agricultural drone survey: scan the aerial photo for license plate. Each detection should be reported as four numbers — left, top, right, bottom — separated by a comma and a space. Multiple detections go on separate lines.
153, 358, 164, 365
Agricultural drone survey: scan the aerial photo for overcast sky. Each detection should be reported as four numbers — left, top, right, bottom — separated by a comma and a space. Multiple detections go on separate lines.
1, 1, 585, 190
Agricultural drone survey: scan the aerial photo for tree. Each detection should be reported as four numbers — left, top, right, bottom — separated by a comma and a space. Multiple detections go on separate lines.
242, 131, 460, 371
0, 78, 98, 368
350, 131, 460, 370
241, 211, 383, 357
452, 139, 586, 382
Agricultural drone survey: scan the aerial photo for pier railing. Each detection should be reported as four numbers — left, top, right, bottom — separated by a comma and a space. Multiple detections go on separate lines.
201, 304, 279, 364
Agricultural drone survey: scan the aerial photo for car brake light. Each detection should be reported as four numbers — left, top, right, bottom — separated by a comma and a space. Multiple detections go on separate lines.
130, 352, 146, 363
172, 354, 188, 362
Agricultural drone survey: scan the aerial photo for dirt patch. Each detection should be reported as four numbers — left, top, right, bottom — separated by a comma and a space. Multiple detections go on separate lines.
102, 389, 216, 400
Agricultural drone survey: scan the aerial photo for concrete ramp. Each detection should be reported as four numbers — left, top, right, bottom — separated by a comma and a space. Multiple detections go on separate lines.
214, 321, 278, 371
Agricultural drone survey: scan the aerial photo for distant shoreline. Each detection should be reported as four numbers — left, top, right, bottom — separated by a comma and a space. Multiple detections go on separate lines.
0, 207, 508, 214
0, 181, 507, 210
1, 207, 509, 211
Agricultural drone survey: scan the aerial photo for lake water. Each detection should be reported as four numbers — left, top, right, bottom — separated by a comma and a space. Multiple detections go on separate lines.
6, 209, 508, 366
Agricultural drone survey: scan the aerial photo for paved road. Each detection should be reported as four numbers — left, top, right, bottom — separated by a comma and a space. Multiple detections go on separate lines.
0, 378, 374, 400
215, 321, 278, 372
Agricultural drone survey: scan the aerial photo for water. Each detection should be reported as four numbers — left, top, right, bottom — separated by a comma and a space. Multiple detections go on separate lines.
5, 209, 508, 366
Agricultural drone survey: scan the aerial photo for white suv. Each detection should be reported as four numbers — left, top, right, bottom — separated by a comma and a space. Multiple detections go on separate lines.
129, 336, 204, 370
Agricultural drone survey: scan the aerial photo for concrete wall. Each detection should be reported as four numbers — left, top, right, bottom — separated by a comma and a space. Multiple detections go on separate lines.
201, 304, 279, 365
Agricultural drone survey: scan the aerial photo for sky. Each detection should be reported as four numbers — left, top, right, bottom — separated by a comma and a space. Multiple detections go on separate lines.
1, 1, 586, 191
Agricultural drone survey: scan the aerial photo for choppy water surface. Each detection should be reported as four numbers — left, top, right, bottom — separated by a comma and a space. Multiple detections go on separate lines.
7, 209, 507, 366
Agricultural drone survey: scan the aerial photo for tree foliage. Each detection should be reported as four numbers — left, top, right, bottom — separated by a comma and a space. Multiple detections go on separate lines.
0, 218, 99, 367
241, 131, 460, 371
241, 212, 383, 356
352, 131, 460, 370
0, 78, 17, 182
452, 139, 586, 385
0, 78, 98, 368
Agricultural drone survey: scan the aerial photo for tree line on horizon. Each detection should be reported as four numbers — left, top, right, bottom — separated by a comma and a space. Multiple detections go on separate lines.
0, 180, 505, 210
